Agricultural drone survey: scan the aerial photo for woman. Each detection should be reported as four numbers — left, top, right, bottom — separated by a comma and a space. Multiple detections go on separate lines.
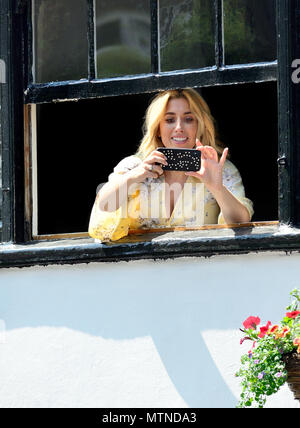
89, 88, 253, 241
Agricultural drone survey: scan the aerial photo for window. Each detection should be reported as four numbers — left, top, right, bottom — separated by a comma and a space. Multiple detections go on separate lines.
27, 0, 278, 237
1, 0, 300, 267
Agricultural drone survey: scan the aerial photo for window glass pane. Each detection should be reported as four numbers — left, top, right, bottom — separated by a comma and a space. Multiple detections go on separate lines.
160, 0, 215, 72
224, 0, 276, 65
95, 0, 151, 78
33, 0, 88, 83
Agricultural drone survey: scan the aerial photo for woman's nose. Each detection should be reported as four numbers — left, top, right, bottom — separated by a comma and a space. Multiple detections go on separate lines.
175, 119, 183, 131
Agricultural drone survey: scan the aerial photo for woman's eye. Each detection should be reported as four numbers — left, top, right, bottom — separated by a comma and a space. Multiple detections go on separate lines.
166, 118, 175, 123
185, 117, 194, 122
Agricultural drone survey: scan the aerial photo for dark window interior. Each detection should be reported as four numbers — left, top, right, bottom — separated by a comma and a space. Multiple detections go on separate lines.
36, 81, 277, 235
201, 82, 278, 223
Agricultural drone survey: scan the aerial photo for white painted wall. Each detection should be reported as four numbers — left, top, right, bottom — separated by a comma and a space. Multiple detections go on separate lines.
0, 251, 299, 408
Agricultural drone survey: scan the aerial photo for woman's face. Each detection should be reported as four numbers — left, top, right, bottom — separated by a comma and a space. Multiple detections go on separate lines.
158, 97, 198, 149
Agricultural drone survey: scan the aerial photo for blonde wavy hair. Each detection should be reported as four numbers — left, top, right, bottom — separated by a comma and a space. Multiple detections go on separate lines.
136, 88, 224, 160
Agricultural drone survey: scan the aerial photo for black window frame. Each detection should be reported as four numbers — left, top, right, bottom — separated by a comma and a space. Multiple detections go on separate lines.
25, 0, 277, 103
1, 0, 300, 268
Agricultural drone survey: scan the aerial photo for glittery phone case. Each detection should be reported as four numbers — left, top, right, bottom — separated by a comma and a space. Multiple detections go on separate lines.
157, 148, 201, 171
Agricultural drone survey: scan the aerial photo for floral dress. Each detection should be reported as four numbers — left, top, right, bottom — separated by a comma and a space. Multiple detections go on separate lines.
88, 155, 254, 242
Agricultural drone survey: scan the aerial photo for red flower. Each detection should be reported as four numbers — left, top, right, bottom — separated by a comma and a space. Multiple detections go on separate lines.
277, 326, 290, 338
286, 311, 300, 319
269, 325, 279, 334
283, 327, 290, 336
243, 316, 260, 330
258, 321, 271, 338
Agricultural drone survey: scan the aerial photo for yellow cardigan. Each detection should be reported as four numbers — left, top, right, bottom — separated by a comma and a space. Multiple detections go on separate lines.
88, 155, 254, 242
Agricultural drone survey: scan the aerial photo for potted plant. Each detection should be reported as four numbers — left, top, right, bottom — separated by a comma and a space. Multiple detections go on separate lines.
235, 288, 300, 408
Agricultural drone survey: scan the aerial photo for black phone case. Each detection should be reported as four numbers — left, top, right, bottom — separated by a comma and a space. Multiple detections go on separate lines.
157, 148, 201, 171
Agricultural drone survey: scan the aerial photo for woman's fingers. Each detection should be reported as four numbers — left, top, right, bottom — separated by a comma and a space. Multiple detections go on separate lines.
185, 147, 229, 192
220, 147, 229, 166
142, 150, 168, 177
146, 152, 168, 166
202, 146, 218, 161
145, 163, 164, 176
185, 171, 201, 178
197, 145, 227, 165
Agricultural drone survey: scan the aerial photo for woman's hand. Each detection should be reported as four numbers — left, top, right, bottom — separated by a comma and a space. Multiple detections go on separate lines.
186, 140, 250, 223
127, 150, 168, 183
185, 139, 228, 193
96, 150, 167, 213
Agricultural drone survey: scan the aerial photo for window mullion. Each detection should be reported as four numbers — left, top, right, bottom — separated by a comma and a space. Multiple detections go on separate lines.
0, 0, 26, 243
1, 0, 14, 244
288, 0, 300, 226
276, 0, 294, 224
26, 0, 33, 85
215, 0, 224, 69
87, 0, 96, 80
151, 0, 159, 74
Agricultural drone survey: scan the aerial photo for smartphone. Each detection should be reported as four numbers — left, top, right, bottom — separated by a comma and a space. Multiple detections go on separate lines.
156, 147, 201, 172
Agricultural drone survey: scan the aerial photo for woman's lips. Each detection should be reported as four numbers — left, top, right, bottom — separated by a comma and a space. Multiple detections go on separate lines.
171, 137, 188, 144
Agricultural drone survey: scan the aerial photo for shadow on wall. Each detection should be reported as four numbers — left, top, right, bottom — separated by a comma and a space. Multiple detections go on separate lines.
0, 254, 299, 407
